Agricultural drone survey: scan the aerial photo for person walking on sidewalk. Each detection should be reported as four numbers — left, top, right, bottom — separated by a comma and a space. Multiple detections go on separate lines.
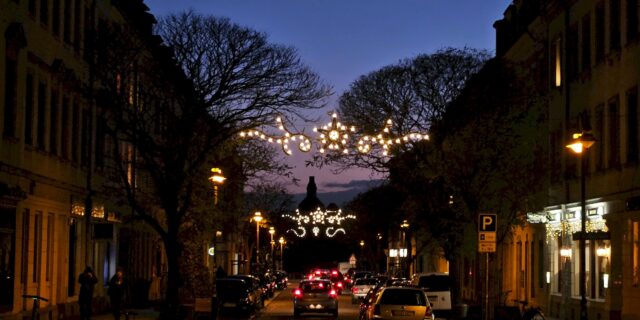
108, 267, 126, 320
79, 266, 98, 320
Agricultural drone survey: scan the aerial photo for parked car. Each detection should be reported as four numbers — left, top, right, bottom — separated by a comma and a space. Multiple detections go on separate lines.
225, 275, 264, 309
274, 270, 288, 290
348, 270, 372, 288
293, 279, 339, 317
411, 273, 452, 319
257, 272, 276, 298
358, 281, 387, 320
362, 286, 434, 320
351, 277, 379, 304
215, 278, 262, 313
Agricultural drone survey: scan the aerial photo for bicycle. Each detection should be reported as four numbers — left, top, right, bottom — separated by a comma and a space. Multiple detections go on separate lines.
22, 294, 48, 320
515, 300, 546, 320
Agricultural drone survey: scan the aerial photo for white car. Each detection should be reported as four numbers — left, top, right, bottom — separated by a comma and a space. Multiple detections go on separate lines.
411, 273, 452, 319
351, 278, 378, 304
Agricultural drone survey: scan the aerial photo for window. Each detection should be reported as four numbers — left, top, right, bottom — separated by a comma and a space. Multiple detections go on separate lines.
67, 219, 77, 296
61, 97, 69, 158
628, 0, 639, 42
581, 14, 591, 72
32, 212, 41, 283
63, 0, 71, 44
39, 0, 48, 26
610, 0, 621, 50
52, 0, 60, 37
568, 24, 579, 81
72, 102, 80, 162
633, 221, 639, 286
24, 74, 34, 145
609, 96, 620, 168
36, 82, 46, 150
46, 213, 53, 282
50, 90, 58, 155
20, 210, 29, 285
28, 0, 36, 17
628, 87, 639, 163
595, 2, 605, 64
73, 0, 81, 52
3, 57, 18, 138
595, 240, 610, 298
595, 105, 605, 170
551, 37, 562, 87
80, 108, 89, 166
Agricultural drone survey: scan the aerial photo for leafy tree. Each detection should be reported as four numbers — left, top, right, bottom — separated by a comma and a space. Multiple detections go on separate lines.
94, 11, 329, 318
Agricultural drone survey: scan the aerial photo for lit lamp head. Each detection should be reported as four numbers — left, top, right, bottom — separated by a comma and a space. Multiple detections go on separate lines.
359, 240, 365, 247
400, 220, 410, 229
269, 227, 275, 235
566, 131, 596, 154
253, 211, 263, 223
278, 236, 285, 245
209, 168, 226, 184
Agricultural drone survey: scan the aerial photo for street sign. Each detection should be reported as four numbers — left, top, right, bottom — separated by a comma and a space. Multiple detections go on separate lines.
478, 214, 497, 232
349, 254, 357, 265
479, 232, 496, 242
478, 214, 497, 253
479, 242, 496, 253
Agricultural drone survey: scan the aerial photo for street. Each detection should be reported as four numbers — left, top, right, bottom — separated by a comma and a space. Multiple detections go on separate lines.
220, 280, 359, 320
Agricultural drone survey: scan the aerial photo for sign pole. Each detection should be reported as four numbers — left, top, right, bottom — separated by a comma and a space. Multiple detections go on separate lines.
485, 252, 489, 320
478, 213, 497, 320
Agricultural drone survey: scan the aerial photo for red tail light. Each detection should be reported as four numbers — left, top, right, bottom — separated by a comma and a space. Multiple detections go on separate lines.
373, 304, 380, 316
294, 289, 302, 297
330, 289, 337, 297
332, 270, 338, 275
425, 305, 433, 318
352, 287, 358, 293
337, 282, 343, 288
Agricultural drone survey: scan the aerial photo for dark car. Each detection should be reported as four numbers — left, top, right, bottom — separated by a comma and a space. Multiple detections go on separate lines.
293, 279, 339, 317
216, 278, 262, 313
329, 270, 345, 294
274, 270, 289, 290
257, 272, 276, 298
225, 275, 265, 309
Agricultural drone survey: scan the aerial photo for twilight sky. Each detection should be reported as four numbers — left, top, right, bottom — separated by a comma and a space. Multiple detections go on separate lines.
143, 0, 513, 194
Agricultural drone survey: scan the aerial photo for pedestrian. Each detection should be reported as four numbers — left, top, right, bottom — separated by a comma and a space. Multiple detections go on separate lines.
108, 267, 126, 320
215, 266, 227, 279
78, 266, 98, 320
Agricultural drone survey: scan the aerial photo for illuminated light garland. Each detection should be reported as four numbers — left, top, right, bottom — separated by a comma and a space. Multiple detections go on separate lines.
282, 207, 356, 238
545, 216, 609, 242
314, 112, 355, 154
238, 117, 312, 156
356, 119, 429, 156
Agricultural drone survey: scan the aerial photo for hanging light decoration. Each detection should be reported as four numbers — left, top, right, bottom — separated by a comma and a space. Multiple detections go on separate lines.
238, 117, 312, 156
282, 207, 356, 238
356, 119, 429, 156
313, 112, 355, 154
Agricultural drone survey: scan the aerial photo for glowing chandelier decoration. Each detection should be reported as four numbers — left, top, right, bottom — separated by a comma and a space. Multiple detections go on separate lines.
238, 113, 429, 156
238, 117, 312, 156
282, 207, 356, 238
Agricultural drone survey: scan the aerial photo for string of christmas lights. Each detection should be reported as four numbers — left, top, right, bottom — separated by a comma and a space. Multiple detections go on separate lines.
282, 207, 356, 238
356, 119, 429, 156
238, 117, 312, 155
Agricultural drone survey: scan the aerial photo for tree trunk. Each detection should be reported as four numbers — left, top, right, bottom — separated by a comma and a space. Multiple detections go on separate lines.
161, 231, 182, 319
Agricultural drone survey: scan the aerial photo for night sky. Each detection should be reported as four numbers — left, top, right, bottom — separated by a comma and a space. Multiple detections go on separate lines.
143, 0, 513, 194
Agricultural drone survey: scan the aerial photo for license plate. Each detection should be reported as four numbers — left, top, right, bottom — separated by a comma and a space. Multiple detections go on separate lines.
392, 310, 414, 316
309, 304, 324, 309
222, 302, 236, 307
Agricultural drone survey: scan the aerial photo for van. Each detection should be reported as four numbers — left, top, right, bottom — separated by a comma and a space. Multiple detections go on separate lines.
411, 273, 452, 319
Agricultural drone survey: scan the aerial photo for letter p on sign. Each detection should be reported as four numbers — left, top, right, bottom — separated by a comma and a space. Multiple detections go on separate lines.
478, 214, 497, 232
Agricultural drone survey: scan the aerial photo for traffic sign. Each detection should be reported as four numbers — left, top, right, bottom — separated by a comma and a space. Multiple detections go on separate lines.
479, 232, 496, 242
478, 214, 497, 232
349, 254, 357, 265
479, 242, 496, 253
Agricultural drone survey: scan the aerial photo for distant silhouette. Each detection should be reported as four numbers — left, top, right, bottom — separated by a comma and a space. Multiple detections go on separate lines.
78, 266, 98, 320
108, 267, 126, 320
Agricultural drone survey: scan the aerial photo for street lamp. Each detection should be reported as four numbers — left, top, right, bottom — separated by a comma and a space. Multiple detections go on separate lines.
566, 115, 596, 320
253, 212, 263, 266
278, 236, 286, 270
209, 168, 226, 205
400, 220, 410, 276
269, 227, 276, 270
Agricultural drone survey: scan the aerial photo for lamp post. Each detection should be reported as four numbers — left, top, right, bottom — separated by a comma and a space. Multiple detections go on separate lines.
209, 168, 226, 205
566, 114, 596, 320
269, 227, 275, 270
253, 212, 263, 267
279, 237, 286, 270
400, 220, 410, 276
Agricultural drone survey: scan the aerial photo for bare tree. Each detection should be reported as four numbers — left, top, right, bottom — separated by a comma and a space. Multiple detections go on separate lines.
94, 11, 330, 318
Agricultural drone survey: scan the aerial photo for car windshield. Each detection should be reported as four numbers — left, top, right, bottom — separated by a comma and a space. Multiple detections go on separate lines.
301, 281, 331, 293
216, 279, 247, 291
355, 278, 378, 286
379, 289, 426, 306
417, 275, 451, 292
353, 272, 371, 279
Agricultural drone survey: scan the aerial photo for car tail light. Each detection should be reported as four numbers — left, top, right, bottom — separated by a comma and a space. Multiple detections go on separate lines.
424, 305, 434, 319
330, 289, 337, 297
315, 270, 321, 275
337, 282, 343, 288
308, 274, 313, 280
332, 270, 338, 275
352, 287, 358, 293
294, 289, 302, 297
373, 304, 380, 316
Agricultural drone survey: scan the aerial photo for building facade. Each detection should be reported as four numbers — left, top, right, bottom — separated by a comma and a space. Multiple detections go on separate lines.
497, 0, 640, 319
0, 0, 167, 318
